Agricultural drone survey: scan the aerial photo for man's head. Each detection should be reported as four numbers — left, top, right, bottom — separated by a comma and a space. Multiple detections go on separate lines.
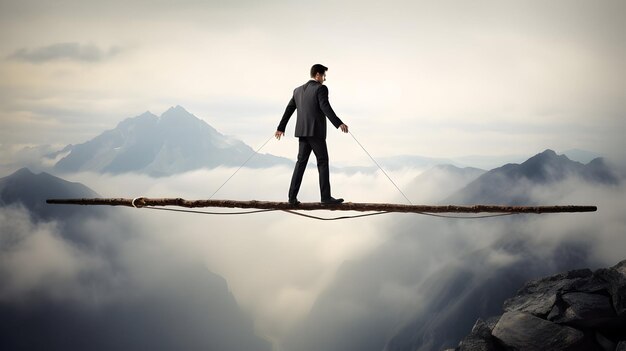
310, 64, 327, 84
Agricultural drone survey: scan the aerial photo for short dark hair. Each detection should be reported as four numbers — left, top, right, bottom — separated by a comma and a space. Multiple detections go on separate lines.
310, 64, 328, 78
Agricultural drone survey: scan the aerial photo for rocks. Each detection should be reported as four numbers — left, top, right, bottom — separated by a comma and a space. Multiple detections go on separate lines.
548, 292, 616, 328
453, 260, 626, 351
503, 268, 607, 317
492, 311, 586, 350
457, 319, 498, 351
596, 260, 626, 317
484, 316, 500, 332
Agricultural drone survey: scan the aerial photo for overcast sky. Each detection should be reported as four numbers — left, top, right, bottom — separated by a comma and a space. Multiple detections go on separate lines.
1, 0, 624, 163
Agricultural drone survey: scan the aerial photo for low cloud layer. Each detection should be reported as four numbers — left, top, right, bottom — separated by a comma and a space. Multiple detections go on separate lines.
8, 42, 122, 63
2, 162, 624, 350
281, 173, 626, 351
0, 201, 270, 350
62, 166, 407, 341
0, 204, 104, 302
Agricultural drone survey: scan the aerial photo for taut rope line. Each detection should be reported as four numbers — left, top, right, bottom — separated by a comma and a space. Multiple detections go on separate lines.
348, 131, 413, 205
208, 134, 274, 200
207, 130, 415, 207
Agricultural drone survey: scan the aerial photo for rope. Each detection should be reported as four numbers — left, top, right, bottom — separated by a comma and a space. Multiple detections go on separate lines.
208, 134, 274, 200
412, 212, 518, 219
137, 205, 517, 220
281, 209, 390, 221
141, 206, 277, 215
348, 131, 413, 205
140, 205, 389, 220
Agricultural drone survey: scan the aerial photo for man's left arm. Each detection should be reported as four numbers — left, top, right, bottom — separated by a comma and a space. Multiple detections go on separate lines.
317, 85, 344, 129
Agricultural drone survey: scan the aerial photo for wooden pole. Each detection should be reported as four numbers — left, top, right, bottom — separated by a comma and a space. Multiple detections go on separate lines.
46, 198, 597, 214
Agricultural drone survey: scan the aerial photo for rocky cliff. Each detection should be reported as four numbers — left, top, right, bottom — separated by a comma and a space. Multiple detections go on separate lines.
452, 260, 626, 351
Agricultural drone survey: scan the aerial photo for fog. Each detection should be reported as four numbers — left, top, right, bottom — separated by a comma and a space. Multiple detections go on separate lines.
60, 166, 416, 342
0, 205, 104, 302
2, 163, 624, 349
0, 200, 271, 350
281, 171, 626, 350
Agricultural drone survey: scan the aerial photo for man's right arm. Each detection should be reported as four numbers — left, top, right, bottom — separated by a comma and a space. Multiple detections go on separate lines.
277, 96, 296, 134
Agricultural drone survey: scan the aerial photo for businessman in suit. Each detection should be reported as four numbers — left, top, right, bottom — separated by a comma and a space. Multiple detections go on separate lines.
275, 64, 349, 205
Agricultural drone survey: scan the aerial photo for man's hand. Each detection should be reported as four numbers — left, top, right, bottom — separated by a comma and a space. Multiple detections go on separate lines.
339, 124, 349, 133
275, 130, 284, 140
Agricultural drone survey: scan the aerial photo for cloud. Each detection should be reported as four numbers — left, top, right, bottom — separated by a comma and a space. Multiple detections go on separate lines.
59, 166, 407, 342
0, 198, 271, 350
0, 204, 104, 302
279, 174, 626, 351
8, 42, 122, 63
0, 143, 70, 176
1, 1, 624, 159
2, 162, 625, 350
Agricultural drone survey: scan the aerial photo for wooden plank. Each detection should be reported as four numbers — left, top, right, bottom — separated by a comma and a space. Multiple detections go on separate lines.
46, 198, 597, 214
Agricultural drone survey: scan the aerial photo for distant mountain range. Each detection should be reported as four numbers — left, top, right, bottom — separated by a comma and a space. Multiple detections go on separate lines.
401, 149, 616, 205
53, 106, 292, 176
0, 104, 604, 176
448, 149, 619, 205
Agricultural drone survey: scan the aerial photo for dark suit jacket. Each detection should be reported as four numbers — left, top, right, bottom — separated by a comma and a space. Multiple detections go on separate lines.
277, 80, 343, 139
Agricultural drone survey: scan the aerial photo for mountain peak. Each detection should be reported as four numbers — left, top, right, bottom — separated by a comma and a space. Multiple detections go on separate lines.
539, 149, 558, 157
521, 149, 575, 171
159, 105, 200, 125
139, 110, 156, 117
5, 167, 72, 184
167, 105, 187, 112
531, 149, 568, 162
12, 167, 35, 177
447, 148, 619, 205
162, 105, 191, 116
1, 168, 99, 220
7, 168, 61, 183
54, 106, 292, 176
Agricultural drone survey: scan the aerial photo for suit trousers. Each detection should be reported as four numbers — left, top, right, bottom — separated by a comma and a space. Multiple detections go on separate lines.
289, 137, 331, 201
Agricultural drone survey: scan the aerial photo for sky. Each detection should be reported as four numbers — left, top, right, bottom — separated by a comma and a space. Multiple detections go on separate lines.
0, 0, 625, 165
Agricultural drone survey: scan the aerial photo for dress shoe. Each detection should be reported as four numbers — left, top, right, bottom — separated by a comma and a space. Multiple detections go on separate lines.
321, 197, 344, 205
288, 198, 301, 206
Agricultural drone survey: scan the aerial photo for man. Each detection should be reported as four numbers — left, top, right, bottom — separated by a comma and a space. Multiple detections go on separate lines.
275, 64, 349, 205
